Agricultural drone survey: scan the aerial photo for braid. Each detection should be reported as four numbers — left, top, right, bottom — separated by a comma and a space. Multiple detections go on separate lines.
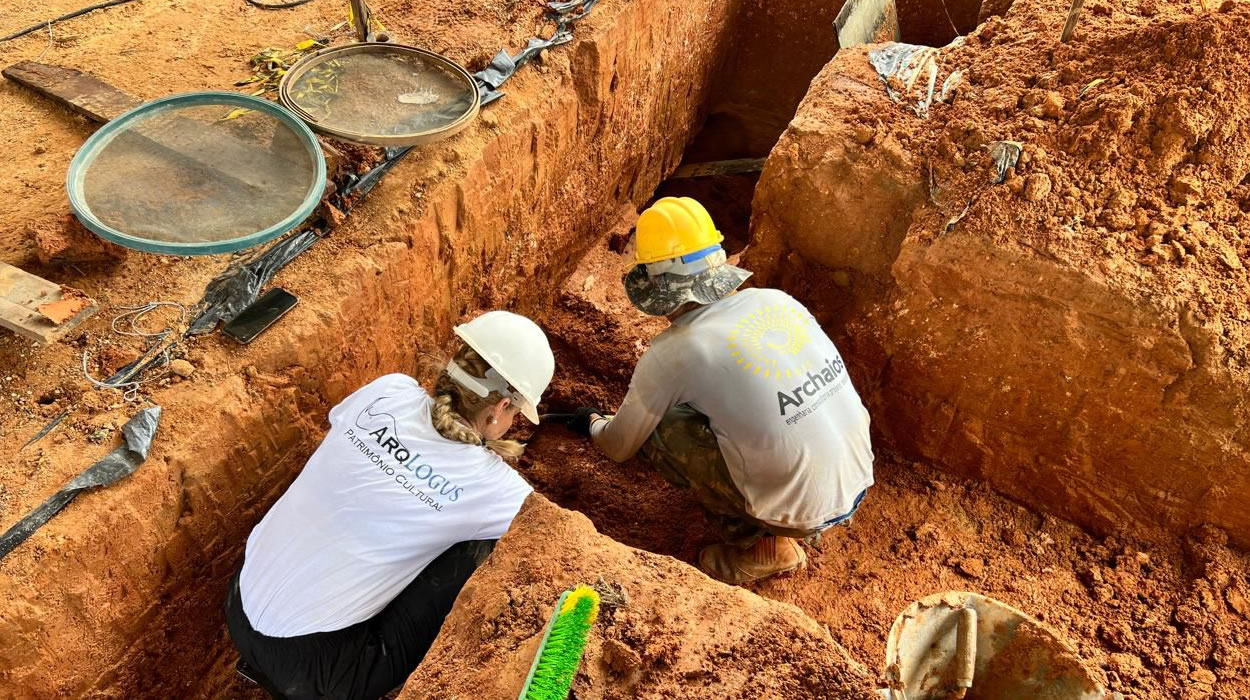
430, 348, 526, 460
430, 392, 485, 446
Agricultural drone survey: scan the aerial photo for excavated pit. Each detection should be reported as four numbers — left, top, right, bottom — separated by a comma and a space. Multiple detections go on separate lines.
478, 213, 1250, 699
0, 0, 841, 696
747, 0, 1250, 549
0, 0, 1248, 697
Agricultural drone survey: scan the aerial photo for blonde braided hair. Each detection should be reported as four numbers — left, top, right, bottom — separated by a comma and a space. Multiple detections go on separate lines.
430, 344, 526, 459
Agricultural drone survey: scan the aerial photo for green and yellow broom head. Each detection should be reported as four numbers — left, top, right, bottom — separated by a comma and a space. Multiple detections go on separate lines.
518, 585, 601, 700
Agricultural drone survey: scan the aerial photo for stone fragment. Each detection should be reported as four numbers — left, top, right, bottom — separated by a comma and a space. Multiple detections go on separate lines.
1023, 173, 1052, 201
1108, 652, 1144, 679
1170, 175, 1203, 206
169, 359, 196, 378
1024, 90, 1064, 119
1227, 584, 1249, 618
956, 558, 986, 578
602, 638, 642, 674
1189, 668, 1216, 685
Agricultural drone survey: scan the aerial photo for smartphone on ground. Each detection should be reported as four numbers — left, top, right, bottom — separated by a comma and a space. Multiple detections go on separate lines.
223, 288, 298, 344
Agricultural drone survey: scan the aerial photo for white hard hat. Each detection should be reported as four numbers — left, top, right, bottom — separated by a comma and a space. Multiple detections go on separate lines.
449, 311, 554, 424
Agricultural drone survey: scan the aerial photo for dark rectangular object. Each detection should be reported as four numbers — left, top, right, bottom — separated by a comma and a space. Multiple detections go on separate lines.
222, 288, 298, 344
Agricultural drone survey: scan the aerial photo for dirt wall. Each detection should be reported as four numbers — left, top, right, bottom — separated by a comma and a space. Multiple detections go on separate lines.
399, 495, 878, 699
466, 232, 1250, 698
682, 0, 841, 162
896, 0, 983, 46
747, 1, 1250, 547
0, 0, 760, 695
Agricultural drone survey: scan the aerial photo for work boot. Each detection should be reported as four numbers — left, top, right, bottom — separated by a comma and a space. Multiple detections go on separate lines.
698, 536, 807, 585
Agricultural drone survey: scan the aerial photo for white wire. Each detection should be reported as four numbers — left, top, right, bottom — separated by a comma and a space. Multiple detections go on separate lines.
82, 302, 188, 401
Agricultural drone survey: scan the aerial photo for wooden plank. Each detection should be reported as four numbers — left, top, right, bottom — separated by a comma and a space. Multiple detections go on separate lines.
0, 263, 98, 344
671, 158, 766, 179
4, 60, 346, 177
5, 59, 344, 190
2, 61, 141, 123
1061, 0, 1086, 42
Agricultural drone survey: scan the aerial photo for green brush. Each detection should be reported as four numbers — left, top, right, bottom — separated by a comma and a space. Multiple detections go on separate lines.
518, 585, 601, 700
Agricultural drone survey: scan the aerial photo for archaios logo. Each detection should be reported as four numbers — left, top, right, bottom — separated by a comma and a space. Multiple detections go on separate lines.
352, 398, 463, 502
727, 304, 815, 381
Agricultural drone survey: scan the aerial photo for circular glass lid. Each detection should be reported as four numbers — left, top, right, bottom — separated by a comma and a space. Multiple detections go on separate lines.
67, 92, 326, 255
279, 43, 480, 146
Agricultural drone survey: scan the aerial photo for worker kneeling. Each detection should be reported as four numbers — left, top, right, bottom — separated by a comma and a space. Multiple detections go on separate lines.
572, 197, 874, 585
224, 311, 554, 699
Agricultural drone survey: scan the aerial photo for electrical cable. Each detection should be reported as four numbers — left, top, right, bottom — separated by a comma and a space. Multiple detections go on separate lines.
244, 0, 316, 9
0, 0, 141, 43
82, 302, 187, 401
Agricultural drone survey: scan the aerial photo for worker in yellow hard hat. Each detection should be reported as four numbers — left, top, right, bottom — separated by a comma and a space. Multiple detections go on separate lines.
567, 196, 875, 585
621, 196, 752, 315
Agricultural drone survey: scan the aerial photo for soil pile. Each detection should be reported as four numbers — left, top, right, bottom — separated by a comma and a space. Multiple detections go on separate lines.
749, 0, 1250, 545
399, 494, 878, 700
501, 235, 1250, 698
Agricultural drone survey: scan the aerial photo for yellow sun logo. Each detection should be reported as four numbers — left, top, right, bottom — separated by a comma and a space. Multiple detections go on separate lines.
727, 304, 814, 381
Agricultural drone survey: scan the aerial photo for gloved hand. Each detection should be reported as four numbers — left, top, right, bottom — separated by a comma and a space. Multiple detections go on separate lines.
568, 406, 605, 436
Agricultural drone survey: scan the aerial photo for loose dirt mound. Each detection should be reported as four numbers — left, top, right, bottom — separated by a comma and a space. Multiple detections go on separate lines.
749, 0, 1250, 545
500, 235, 1250, 698
400, 495, 878, 699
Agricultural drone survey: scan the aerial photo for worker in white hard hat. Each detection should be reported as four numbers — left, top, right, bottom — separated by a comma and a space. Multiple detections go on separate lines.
225, 311, 554, 699
569, 197, 874, 585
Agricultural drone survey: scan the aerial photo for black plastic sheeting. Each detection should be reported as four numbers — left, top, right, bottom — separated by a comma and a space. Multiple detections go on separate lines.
186, 144, 413, 336
186, 226, 327, 336
0, 406, 162, 560
474, 0, 599, 104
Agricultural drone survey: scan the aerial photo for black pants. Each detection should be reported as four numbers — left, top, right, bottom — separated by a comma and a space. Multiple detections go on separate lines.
225, 540, 496, 700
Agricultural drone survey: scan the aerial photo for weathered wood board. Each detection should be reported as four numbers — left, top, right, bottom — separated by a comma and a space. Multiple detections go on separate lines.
2, 61, 142, 122
0, 262, 98, 343
671, 158, 766, 179
4, 60, 345, 175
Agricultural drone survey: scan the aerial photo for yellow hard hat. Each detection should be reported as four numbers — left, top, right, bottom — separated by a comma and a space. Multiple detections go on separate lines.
634, 197, 723, 265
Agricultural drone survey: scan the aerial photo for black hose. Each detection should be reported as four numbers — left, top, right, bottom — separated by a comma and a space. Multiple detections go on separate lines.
0, 0, 141, 42
243, 0, 316, 8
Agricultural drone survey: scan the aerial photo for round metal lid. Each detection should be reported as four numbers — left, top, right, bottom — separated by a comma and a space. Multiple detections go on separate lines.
279, 43, 480, 146
67, 92, 326, 256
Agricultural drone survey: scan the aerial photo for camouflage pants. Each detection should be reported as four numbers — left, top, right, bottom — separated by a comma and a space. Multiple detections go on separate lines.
641, 404, 824, 547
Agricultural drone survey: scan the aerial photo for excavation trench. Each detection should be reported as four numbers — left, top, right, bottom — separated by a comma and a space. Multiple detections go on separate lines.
0, 0, 841, 696
1, 0, 1247, 697
452, 186, 1250, 700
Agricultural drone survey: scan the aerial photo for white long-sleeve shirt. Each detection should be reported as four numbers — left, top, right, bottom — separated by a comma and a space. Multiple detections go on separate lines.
591, 288, 873, 530
240, 374, 532, 637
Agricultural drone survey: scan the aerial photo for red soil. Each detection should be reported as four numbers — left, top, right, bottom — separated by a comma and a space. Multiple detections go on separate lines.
748, 0, 1250, 547
401, 495, 879, 699
513, 234, 1250, 699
